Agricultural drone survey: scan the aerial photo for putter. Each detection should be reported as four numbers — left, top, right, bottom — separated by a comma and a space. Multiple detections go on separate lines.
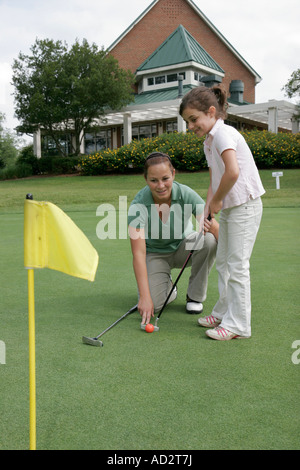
82, 304, 138, 347
141, 215, 211, 332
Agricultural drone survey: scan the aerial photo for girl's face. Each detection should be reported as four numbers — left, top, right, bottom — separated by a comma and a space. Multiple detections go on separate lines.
145, 162, 175, 205
182, 106, 217, 138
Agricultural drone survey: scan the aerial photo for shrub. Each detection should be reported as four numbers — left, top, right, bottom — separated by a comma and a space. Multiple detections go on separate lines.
16, 144, 39, 175
0, 162, 32, 180
79, 129, 300, 176
79, 132, 206, 175
241, 130, 300, 168
0, 150, 80, 179
38, 155, 80, 174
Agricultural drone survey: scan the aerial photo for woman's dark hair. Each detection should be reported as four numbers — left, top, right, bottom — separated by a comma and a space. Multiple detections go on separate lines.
144, 152, 175, 178
179, 84, 228, 119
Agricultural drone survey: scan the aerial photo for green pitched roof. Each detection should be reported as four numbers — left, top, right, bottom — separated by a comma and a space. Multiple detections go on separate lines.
132, 85, 194, 105
137, 25, 224, 74
129, 85, 250, 107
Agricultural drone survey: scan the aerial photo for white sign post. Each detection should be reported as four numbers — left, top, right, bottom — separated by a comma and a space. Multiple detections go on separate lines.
272, 172, 283, 189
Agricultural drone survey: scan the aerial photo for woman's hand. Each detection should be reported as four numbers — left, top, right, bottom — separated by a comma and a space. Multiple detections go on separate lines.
204, 216, 219, 241
138, 296, 154, 325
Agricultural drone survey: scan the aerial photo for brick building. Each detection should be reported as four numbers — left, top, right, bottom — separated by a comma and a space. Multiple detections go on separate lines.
34, 0, 299, 157
110, 0, 259, 103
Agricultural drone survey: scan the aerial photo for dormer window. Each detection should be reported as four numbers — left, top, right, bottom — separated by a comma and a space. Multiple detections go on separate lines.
155, 75, 166, 85
146, 72, 186, 88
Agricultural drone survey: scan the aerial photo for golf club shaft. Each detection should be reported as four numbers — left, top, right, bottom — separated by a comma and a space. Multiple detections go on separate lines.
94, 304, 138, 339
156, 214, 211, 323
82, 304, 138, 346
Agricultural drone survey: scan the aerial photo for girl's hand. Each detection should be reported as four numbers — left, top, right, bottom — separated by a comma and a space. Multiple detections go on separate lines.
209, 198, 223, 217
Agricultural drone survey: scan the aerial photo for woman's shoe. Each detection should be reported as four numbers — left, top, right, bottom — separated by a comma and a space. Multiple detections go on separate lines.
186, 297, 203, 314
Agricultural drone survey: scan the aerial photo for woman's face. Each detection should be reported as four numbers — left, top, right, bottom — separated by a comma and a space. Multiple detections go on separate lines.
145, 162, 175, 205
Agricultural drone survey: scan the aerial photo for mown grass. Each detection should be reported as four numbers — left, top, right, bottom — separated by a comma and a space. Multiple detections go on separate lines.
0, 170, 299, 450
0, 168, 299, 213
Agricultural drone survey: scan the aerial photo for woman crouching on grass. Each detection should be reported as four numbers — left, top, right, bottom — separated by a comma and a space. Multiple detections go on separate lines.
127, 152, 218, 326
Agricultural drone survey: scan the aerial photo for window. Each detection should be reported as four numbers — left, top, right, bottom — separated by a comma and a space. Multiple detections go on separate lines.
124, 124, 157, 145
167, 73, 178, 83
147, 72, 186, 86
133, 124, 157, 140
166, 121, 177, 133
225, 119, 239, 130
155, 76, 166, 85
138, 126, 151, 140
42, 134, 72, 156
85, 130, 112, 154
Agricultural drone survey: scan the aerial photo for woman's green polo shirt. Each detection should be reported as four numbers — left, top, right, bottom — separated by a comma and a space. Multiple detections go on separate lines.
128, 181, 204, 253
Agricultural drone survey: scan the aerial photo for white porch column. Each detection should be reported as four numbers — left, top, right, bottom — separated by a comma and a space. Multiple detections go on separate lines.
268, 105, 278, 133
177, 114, 186, 133
158, 122, 163, 136
79, 130, 85, 154
33, 127, 42, 159
112, 128, 118, 149
291, 117, 299, 134
123, 112, 132, 145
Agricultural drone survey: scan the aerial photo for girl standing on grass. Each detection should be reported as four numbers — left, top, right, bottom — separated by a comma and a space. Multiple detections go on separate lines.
180, 85, 265, 341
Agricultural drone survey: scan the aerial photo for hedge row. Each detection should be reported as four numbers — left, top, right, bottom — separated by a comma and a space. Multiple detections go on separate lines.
241, 130, 300, 168
0, 149, 80, 180
79, 130, 300, 175
1, 130, 299, 180
79, 132, 207, 175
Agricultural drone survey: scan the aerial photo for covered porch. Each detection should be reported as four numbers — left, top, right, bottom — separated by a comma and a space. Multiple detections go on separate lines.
33, 98, 299, 158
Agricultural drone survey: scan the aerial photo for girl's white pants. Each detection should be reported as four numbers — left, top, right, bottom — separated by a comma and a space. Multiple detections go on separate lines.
212, 197, 263, 337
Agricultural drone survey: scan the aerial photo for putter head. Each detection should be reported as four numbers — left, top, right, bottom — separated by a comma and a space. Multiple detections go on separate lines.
82, 336, 104, 347
140, 323, 159, 332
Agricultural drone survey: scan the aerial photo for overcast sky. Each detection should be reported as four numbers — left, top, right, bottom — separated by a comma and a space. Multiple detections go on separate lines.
0, 0, 299, 138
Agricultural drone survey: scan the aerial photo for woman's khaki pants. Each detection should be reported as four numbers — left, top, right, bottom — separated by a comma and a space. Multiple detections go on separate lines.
146, 232, 217, 312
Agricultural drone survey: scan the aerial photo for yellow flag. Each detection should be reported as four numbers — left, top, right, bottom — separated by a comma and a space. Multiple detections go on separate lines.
24, 199, 98, 281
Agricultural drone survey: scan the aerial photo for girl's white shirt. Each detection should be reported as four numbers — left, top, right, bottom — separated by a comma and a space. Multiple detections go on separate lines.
204, 119, 265, 209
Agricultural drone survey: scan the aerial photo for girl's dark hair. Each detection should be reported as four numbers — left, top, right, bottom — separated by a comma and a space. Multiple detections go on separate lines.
179, 84, 228, 119
144, 152, 175, 178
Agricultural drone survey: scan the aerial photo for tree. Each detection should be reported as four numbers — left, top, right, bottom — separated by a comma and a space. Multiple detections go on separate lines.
12, 38, 135, 156
0, 112, 21, 167
282, 69, 300, 98
282, 68, 300, 119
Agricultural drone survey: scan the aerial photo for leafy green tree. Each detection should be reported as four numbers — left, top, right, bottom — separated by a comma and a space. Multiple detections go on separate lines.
282, 68, 300, 119
12, 38, 135, 156
0, 112, 20, 167
282, 69, 300, 98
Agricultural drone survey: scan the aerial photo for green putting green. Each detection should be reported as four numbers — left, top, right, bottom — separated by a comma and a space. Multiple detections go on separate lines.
0, 170, 299, 450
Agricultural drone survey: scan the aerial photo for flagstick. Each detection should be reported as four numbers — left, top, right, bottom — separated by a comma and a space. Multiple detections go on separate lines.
28, 268, 36, 450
